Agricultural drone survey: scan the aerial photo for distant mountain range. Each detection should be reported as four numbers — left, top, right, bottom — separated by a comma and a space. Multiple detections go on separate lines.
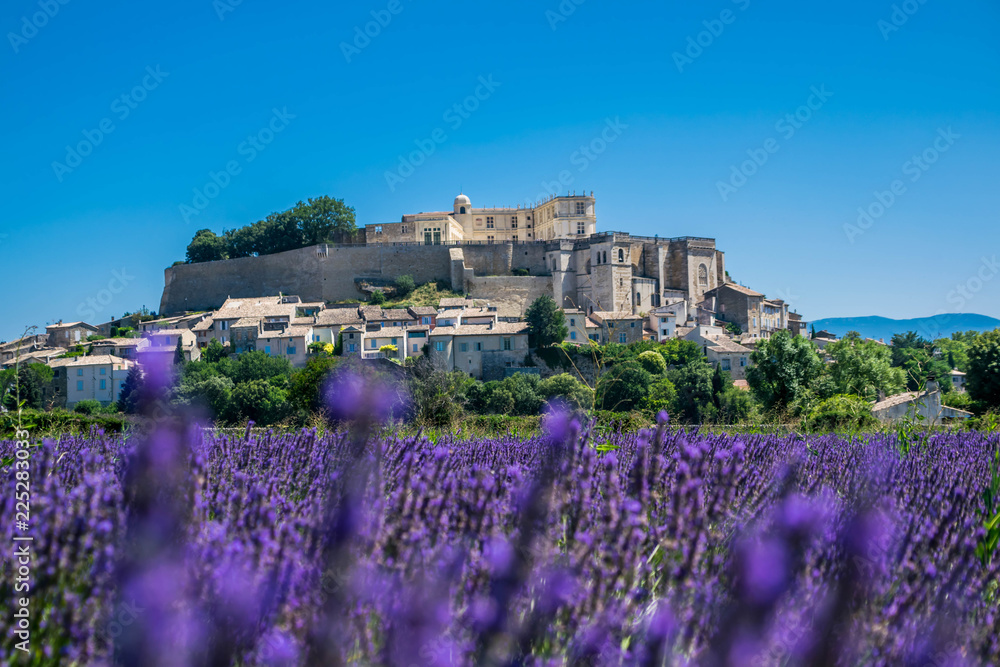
809, 314, 1000, 342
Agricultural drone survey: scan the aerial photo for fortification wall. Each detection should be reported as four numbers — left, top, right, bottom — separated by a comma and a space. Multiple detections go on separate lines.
467, 275, 554, 320
161, 243, 457, 314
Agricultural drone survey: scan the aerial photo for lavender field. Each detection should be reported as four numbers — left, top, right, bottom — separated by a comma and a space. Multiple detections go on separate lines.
3, 400, 1000, 665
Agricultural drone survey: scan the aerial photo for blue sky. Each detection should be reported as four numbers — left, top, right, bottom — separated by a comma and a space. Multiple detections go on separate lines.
1, 0, 998, 342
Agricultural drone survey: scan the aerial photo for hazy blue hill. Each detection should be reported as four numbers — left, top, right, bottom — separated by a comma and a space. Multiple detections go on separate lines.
809, 314, 1000, 342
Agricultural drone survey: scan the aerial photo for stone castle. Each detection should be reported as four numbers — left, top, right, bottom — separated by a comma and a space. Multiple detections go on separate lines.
159, 192, 727, 320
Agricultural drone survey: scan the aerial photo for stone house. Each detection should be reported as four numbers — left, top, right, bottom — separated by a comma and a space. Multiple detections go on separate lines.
683, 324, 753, 380
89, 337, 149, 360
950, 369, 967, 393
48, 355, 133, 409
871, 379, 972, 423
45, 321, 100, 348
140, 329, 201, 362
428, 322, 530, 379
702, 284, 764, 339
589, 311, 644, 345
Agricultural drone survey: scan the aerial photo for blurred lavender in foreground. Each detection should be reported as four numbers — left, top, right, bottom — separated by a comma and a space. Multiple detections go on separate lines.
1, 386, 999, 664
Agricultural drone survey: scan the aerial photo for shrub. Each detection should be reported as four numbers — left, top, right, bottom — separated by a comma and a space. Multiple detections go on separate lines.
596, 362, 652, 412
73, 400, 102, 416
394, 275, 416, 297
538, 373, 594, 411
370, 289, 386, 305
806, 394, 879, 432
637, 350, 667, 375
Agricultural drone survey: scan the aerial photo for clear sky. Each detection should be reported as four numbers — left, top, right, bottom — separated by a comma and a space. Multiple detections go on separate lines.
1, 0, 998, 342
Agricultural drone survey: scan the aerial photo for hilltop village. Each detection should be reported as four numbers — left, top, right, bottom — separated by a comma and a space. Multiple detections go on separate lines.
2, 191, 820, 407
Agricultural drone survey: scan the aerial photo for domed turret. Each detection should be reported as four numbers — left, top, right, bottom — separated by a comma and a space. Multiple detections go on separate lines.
454, 193, 471, 215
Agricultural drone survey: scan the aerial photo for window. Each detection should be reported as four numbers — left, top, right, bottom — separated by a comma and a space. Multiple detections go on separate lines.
698, 264, 709, 286
570, 318, 576, 326
486, 216, 495, 229
370, 340, 378, 349
722, 360, 731, 371
374, 225, 383, 234
287, 346, 296, 355
265, 345, 271, 354
100, 367, 107, 375
577, 221, 586, 235
503, 338, 512, 351
630, 322, 636, 328
314, 335, 320, 342
77, 369, 83, 377
460, 206, 466, 215
636, 292, 642, 306
221, 321, 229, 330
460, 343, 468, 352
511, 216, 518, 229
425, 231, 433, 245
589, 334, 600, 341
412, 343, 418, 352
603, 251, 607, 264
76, 381, 83, 391
619, 333, 627, 343
401, 225, 407, 234
487, 235, 495, 244
512, 235, 518, 242
435, 341, 446, 352
740, 357, 747, 367
475, 342, 483, 351
618, 249, 625, 262
570, 331, 577, 340
100, 379, 107, 390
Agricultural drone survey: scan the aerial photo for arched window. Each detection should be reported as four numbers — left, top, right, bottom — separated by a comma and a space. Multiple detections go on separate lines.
603, 251, 608, 264
460, 206, 466, 215
699, 264, 709, 286
618, 249, 625, 263
636, 292, 642, 306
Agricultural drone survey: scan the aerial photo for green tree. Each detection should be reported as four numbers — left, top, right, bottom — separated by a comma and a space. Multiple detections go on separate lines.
596, 362, 651, 412
2, 364, 51, 411
173, 338, 186, 366
370, 289, 386, 305
806, 394, 880, 432
185, 229, 228, 263
117, 366, 143, 414
395, 275, 416, 298
202, 339, 230, 364
826, 336, 905, 400
217, 351, 292, 386
724, 321, 742, 336
289, 356, 340, 413
668, 360, 715, 423
637, 350, 667, 376
658, 339, 704, 368
968, 330, 1000, 408
538, 373, 594, 411
501, 373, 544, 415
642, 377, 677, 417
746, 330, 823, 413
525, 296, 568, 348
230, 380, 290, 425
